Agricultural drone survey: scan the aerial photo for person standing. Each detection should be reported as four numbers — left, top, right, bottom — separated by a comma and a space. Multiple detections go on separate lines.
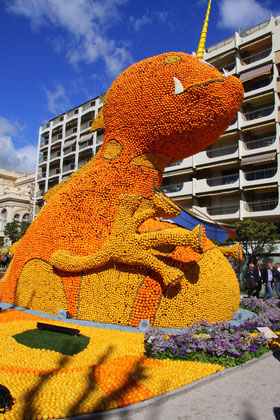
244, 263, 257, 298
261, 262, 275, 301
253, 263, 262, 298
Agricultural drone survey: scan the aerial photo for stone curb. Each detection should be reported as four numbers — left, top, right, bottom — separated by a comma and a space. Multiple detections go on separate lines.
61, 349, 280, 420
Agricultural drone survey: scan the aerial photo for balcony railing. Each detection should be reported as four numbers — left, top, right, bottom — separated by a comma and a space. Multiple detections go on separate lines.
206, 36, 234, 53
40, 139, 49, 148
51, 133, 63, 143
207, 174, 239, 187
39, 156, 47, 164
80, 120, 93, 131
243, 77, 272, 93
65, 127, 77, 138
206, 144, 238, 158
41, 122, 50, 130
64, 145, 76, 155
239, 19, 270, 38
49, 168, 60, 177
63, 163, 75, 173
50, 151, 61, 160
244, 167, 277, 181
167, 160, 184, 168
241, 48, 272, 65
79, 141, 93, 150
218, 62, 236, 73
207, 204, 239, 216
38, 172, 46, 180
244, 135, 275, 150
161, 183, 184, 194
78, 159, 90, 168
244, 198, 278, 212
243, 105, 274, 121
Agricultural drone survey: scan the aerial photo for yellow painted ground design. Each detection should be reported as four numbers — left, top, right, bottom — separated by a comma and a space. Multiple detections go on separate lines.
0, 310, 224, 419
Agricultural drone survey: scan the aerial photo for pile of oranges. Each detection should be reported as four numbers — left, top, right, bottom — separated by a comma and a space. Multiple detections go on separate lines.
0, 52, 244, 328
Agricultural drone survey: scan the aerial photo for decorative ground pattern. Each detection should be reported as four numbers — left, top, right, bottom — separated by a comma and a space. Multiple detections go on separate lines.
0, 310, 224, 419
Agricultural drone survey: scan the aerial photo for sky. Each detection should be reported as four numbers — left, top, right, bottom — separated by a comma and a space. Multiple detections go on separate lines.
0, 0, 280, 174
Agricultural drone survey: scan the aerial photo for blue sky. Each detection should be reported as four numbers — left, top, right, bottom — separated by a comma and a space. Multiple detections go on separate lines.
1, 0, 279, 173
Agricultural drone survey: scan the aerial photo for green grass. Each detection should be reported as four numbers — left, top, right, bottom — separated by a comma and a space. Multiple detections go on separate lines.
13, 329, 90, 356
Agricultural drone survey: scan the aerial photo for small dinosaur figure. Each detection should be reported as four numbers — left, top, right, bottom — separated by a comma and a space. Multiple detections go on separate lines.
0, 52, 243, 328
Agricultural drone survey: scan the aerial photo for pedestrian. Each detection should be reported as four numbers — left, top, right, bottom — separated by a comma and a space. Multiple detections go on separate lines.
261, 261, 275, 301
244, 263, 257, 297
276, 263, 280, 298
272, 263, 280, 296
0, 254, 7, 268
253, 263, 262, 298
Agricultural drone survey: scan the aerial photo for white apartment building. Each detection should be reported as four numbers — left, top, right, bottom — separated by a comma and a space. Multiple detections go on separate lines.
35, 16, 280, 226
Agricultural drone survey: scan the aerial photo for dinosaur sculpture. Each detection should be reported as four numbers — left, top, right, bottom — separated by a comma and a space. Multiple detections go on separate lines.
0, 49, 244, 328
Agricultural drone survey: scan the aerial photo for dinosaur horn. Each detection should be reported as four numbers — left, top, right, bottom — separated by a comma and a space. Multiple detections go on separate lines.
196, 0, 212, 59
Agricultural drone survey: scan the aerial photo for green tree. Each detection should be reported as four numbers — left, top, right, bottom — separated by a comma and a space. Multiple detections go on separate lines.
233, 219, 279, 264
4, 221, 31, 244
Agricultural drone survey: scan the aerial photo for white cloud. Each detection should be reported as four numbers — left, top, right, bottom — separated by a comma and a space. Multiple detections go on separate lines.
129, 10, 169, 32
0, 117, 37, 174
6, 0, 131, 77
218, 0, 273, 30
43, 84, 71, 115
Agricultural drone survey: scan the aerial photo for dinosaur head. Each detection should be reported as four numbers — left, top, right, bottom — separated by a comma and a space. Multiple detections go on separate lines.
93, 52, 243, 165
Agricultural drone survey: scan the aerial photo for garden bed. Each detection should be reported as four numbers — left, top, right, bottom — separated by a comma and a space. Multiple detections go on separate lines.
0, 298, 279, 419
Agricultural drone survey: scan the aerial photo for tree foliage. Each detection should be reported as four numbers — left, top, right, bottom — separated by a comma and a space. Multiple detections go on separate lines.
4, 221, 30, 244
234, 219, 279, 264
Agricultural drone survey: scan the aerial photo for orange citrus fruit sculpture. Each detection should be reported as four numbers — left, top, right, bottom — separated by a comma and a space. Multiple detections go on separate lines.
0, 52, 244, 328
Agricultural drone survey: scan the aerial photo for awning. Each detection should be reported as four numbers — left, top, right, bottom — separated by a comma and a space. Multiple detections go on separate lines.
197, 190, 239, 197
241, 152, 276, 165
63, 139, 76, 149
241, 121, 275, 132
239, 63, 273, 82
239, 35, 271, 51
208, 50, 236, 64
196, 159, 239, 170
243, 183, 278, 191
79, 133, 93, 143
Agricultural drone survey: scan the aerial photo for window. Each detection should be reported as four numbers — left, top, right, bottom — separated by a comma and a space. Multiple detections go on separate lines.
22, 214, 30, 222
59, 116, 64, 122
1, 210, 7, 231
14, 214, 20, 222
90, 101, 96, 107
74, 109, 79, 115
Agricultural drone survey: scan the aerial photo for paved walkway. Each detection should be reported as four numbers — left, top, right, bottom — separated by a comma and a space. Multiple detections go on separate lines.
73, 350, 280, 420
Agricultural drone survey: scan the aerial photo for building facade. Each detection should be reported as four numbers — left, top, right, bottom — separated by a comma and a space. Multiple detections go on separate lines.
0, 169, 36, 246
35, 16, 280, 226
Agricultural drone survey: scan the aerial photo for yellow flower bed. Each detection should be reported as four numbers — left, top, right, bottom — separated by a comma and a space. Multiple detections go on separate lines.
0, 311, 224, 419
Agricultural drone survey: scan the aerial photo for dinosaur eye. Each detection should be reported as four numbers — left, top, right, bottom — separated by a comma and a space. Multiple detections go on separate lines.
199, 59, 215, 68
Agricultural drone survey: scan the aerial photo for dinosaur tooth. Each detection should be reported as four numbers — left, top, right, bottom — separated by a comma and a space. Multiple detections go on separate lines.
173, 77, 184, 95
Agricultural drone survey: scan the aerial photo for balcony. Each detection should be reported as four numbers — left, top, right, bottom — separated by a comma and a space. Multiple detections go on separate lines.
205, 36, 235, 55
218, 62, 236, 75
80, 120, 93, 132
78, 159, 91, 168
40, 139, 49, 149
39, 156, 47, 165
241, 134, 276, 156
160, 181, 192, 198
50, 151, 61, 161
38, 172, 46, 180
49, 168, 60, 177
62, 163, 75, 173
238, 48, 273, 73
243, 198, 279, 217
225, 116, 238, 132
51, 133, 63, 143
64, 145, 76, 156
52, 115, 64, 126
79, 140, 93, 151
241, 104, 275, 128
197, 204, 240, 221
241, 166, 278, 187
66, 109, 79, 120
65, 127, 77, 138
164, 156, 193, 173
206, 143, 238, 159
196, 174, 239, 194
82, 101, 95, 112
243, 77, 273, 98
41, 122, 50, 131
96, 131, 104, 145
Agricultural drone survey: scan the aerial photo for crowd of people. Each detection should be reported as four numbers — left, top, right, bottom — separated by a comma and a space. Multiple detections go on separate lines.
244, 261, 280, 300
0, 253, 11, 269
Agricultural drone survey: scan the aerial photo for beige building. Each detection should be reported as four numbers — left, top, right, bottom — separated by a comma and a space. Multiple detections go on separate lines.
0, 169, 36, 246
35, 15, 280, 226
